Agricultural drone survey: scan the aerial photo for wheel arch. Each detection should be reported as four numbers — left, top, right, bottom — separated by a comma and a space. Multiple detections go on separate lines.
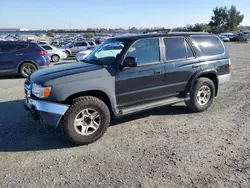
18, 60, 39, 73
64, 90, 113, 113
186, 69, 219, 97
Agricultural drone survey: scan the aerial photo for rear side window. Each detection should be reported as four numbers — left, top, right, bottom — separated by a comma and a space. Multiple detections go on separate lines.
164, 38, 194, 61
42, 45, 53, 50
88, 42, 95, 46
17, 43, 29, 50
77, 42, 87, 47
0, 43, 18, 53
192, 36, 224, 56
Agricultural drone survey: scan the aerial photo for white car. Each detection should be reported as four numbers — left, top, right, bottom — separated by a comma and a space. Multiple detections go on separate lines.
219, 35, 230, 42
41, 44, 68, 62
76, 50, 92, 62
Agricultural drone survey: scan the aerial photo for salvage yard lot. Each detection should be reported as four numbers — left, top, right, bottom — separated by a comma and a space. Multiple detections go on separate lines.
0, 43, 250, 188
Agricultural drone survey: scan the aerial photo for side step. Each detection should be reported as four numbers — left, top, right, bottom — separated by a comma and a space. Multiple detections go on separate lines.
120, 97, 185, 116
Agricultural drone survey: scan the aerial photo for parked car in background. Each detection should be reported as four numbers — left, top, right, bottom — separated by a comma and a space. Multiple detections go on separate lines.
219, 35, 230, 42
76, 49, 92, 62
64, 41, 96, 57
50, 41, 60, 46
24, 33, 231, 145
38, 40, 47, 45
41, 44, 67, 62
0, 41, 50, 77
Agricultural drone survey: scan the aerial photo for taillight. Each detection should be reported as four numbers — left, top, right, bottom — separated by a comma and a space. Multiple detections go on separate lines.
36, 51, 47, 56
62, 50, 65, 52
228, 59, 232, 72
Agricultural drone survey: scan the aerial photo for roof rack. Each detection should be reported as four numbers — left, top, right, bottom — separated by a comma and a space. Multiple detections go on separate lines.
169, 31, 209, 34
143, 29, 172, 34
143, 29, 209, 35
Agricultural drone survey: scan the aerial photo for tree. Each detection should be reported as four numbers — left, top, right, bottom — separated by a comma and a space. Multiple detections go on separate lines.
85, 33, 94, 39
228, 5, 244, 31
209, 6, 229, 33
209, 5, 244, 33
192, 23, 210, 32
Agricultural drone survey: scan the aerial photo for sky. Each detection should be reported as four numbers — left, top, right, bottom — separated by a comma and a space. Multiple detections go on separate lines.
0, 0, 249, 29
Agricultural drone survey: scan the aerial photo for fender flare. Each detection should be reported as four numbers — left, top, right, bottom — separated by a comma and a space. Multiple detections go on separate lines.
17, 60, 39, 73
185, 69, 219, 96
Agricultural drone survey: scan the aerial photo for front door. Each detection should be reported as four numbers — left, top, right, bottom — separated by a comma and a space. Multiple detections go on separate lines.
115, 38, 166, 107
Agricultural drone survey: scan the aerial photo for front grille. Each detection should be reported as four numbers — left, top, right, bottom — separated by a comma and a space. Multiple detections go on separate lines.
24, 78, 31, 97
25, 79, 31, 87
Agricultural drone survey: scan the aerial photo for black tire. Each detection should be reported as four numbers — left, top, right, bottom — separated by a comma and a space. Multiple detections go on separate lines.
19, 62, 37, 78
185, 77, 215, 112
62, 96, 110, 146
51, 54, 60, 62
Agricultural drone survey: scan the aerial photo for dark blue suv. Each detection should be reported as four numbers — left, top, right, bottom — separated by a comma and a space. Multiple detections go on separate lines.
0, 41, 50, 77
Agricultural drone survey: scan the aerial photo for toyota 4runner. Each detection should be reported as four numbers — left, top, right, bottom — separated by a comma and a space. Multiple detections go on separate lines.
24, 33, 231, 145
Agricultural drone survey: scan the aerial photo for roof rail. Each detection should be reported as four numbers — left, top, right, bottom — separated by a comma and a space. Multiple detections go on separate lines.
143, 29, 172, 34
168, 31, 209, 34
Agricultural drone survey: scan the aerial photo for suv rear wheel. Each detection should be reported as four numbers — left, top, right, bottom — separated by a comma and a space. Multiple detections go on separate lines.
185, 77, 215, 112
51, 54, 60, 62
62, 96, 110, 145
20, 62, 37, 78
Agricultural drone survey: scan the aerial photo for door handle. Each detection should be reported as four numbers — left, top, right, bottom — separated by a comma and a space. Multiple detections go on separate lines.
192, 65, 199, 68
16, 53, 23, 56
154, 71, 162, 75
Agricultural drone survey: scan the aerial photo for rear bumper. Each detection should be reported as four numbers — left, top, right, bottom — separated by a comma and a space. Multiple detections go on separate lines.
218, 74, 231, 85
24, 98, 69, 127
60, 53, 68, 59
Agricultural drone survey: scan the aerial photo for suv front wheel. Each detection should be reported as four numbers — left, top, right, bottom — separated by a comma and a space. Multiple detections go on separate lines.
185, 77, 215, 112
62, 96, 110, 145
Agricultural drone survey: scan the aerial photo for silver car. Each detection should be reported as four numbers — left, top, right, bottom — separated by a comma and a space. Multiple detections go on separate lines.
76, 50, 93, 62
64, 41, 96, 57
41, 44, 67, 62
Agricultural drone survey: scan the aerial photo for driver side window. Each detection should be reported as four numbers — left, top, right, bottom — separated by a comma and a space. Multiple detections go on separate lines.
125, 38, 160, 65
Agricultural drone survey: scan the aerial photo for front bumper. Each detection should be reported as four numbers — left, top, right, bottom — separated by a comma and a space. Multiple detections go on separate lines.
24, 98, 69, 127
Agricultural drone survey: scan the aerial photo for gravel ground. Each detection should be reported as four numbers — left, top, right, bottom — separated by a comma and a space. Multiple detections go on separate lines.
0, 43, 250, 188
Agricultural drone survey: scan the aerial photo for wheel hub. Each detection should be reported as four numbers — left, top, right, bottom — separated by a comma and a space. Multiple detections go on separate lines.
196, 85, 211, 106
74, 108, 101, 136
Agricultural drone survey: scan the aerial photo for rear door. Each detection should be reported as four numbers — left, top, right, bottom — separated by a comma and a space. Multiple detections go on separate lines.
163, 37, 200, 97
115, 38, 166, 107
78, 42, 88, 52
0, 43, 19, 72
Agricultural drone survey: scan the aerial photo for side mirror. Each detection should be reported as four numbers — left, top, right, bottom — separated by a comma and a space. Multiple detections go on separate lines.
123, 57, 137, 68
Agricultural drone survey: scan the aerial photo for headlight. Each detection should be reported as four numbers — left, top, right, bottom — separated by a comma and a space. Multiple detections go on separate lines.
32, 84, 51, 98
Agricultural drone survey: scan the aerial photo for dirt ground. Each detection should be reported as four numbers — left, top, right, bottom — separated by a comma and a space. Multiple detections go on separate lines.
0, 43, 250, 188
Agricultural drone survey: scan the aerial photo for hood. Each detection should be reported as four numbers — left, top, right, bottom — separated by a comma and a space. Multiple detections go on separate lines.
30, 62, 103, 85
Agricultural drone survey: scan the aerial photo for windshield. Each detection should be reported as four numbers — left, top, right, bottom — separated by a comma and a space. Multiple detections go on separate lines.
86, 39, 127, 65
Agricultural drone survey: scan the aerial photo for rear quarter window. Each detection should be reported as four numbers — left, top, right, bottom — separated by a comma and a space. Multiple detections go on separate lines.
191, 35, 225, 56
17, 43, 29, 50
88, 42, 95, 46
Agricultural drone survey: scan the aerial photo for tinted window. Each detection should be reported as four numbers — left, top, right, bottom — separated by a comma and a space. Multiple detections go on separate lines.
192, 36, 224, 56
164, 38, 186, 61
17, 43, 29, 50
88, 42, 95, 46
42, 45, 53, 50
75, 42, 87, 47
0, 43, 17, 53
164, 38, 194, 61
126, 38, 160, 65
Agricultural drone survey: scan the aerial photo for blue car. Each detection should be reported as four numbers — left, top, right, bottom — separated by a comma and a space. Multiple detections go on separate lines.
0, 41, 50, 77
